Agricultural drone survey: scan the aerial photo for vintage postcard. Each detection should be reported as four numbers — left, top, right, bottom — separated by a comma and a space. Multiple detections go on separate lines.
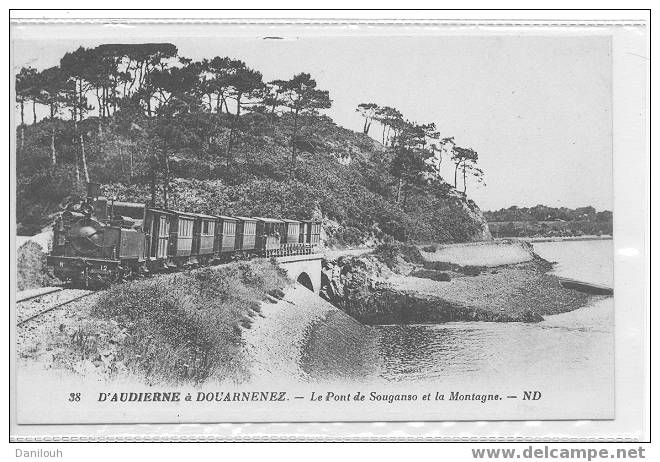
9, 13, 648, 439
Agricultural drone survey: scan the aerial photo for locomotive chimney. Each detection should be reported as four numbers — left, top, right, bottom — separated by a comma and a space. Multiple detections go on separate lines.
87, 182, 101, 199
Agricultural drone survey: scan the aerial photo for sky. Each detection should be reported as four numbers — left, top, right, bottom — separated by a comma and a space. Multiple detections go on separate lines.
11, 24, 613, 211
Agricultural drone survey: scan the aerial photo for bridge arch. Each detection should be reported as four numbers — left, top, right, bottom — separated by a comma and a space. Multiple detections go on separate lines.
274, 254, 322, 295
296, 272, 314, 292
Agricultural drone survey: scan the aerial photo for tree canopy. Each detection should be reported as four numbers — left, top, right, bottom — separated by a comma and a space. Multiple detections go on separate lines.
15, 42, 489, 245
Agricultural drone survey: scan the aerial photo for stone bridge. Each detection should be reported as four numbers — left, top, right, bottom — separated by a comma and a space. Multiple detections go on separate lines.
275, 253, 323, 294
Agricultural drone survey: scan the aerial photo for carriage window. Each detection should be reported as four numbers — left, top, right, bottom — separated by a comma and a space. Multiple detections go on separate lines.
180, 218, 193, 238
224, 221, 235, 235
202, 220, 209, 235
160, 216, 169, 236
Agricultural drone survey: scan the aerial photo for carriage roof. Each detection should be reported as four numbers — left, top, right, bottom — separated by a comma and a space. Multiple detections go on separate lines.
146, 208, 176, 216
166, 209, 197, 219
191, 212, 218, 220
254, 217, 284, 223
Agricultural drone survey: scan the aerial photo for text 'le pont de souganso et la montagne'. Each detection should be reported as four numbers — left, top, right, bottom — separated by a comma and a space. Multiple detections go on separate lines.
95, 390, 532, 404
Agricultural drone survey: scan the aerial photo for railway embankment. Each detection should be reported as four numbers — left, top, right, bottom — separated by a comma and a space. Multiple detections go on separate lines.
18, 260, 285, 383
16, 258, 378, 385
320, 240, 595, 324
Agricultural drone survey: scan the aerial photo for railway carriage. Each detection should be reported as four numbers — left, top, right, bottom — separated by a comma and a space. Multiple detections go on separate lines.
234, 216, 257, 253
216, 215, 238, 256
47, 183, 323, 286
192, 213, 217, 264
168, 211, 196, 264
144, 208, 174, 266
306, 220, 322, 247
298, 221, 309, 244
255, 217, 284, 256
281, 219, 301, 245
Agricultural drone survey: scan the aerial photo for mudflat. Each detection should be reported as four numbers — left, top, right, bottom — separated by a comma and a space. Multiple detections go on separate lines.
389, 259, 594, 320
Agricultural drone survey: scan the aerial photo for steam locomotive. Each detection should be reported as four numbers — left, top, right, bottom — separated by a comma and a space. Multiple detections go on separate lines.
47, 184, 321, 287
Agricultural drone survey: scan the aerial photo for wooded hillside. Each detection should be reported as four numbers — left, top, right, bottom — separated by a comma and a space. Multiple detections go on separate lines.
16, 43, 490, 244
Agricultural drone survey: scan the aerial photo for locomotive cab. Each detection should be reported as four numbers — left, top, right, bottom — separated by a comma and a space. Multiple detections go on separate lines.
47, 184, 148, 286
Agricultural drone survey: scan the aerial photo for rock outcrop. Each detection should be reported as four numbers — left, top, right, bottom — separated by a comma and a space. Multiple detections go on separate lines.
446, 190, 493, 242
319, 253, 536, 325
320, 255, 393, 312
318, 243, 581, 325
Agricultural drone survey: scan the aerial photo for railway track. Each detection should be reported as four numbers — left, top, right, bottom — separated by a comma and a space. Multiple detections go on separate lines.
16, 289, 95, 325
16, 286, 63, 302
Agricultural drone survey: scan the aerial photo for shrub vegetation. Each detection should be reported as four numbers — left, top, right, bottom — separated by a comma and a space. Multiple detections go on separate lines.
16, 242, 56, 290
87, 260, 289, 384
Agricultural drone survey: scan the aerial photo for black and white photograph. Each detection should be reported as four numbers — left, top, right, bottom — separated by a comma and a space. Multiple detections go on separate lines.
9, 11, 649, 442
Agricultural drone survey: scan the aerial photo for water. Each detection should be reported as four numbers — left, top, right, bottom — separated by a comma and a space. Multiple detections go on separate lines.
374, 240, 614, 387
532, 239, 613, 286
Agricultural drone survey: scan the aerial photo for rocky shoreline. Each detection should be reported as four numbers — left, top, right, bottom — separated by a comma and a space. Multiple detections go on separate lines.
320, 241, 595, 325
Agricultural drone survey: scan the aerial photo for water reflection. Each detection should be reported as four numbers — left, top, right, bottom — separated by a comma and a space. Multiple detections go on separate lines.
373, 240, 614, 384
376, 324, 490, 381
375, 298, 613, 383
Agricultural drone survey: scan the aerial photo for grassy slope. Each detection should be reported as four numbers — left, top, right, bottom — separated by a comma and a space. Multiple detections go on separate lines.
61, 260, 290, 384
